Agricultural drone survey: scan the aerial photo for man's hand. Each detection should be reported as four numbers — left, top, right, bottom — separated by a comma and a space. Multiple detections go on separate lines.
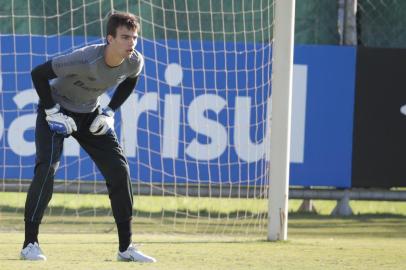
45, 104, 77, 136
89, 106, 115, 135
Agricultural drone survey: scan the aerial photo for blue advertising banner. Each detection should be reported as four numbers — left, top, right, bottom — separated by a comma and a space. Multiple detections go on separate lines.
0, 36, 355, 187
290, 45, 356, 187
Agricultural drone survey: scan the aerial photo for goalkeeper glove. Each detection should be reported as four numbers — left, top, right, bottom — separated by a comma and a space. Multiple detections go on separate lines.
89, 106, 115, 135
45, 104, 77, 136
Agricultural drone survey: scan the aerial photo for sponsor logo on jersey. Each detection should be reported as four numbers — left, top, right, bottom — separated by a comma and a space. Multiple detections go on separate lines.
73, 80, 102, 92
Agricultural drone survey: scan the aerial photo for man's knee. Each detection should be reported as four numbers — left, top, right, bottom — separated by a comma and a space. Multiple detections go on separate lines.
105, 163, 130, 187
34, 160, 60, 177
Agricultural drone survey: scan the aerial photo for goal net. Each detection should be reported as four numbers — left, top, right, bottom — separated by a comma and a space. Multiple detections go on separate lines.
0, 0, 273, 236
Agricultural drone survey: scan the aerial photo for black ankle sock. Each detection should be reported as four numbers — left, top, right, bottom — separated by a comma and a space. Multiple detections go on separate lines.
117, 220, 132, 252
24, 221, 40, 248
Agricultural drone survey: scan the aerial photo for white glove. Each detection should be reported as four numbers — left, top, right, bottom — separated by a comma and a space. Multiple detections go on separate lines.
45, 104, 77, 136
89, 106, 115, 135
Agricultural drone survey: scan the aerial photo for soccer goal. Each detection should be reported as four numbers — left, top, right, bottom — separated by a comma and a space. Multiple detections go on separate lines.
0, 0, 295, 240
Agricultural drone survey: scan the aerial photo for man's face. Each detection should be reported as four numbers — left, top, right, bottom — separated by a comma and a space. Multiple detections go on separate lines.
108, 26, 138, 58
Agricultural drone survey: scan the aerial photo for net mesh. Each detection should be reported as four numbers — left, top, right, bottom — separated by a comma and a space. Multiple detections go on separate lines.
357, 0, 406, 48
0, 0, 273, 236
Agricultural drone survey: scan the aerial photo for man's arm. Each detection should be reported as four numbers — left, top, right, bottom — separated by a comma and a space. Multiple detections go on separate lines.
31, 60, 77, 136
31, 60, 57, 109
107, 76, 139, 111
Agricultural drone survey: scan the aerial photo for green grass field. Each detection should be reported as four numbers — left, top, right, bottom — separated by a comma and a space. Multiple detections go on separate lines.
1, 192, 406, 269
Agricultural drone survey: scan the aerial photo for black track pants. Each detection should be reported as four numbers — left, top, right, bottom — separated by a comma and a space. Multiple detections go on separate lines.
24, 106, 133, 224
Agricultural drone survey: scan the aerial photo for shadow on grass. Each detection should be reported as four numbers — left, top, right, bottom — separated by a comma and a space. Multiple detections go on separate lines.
2, 205, 406, 239
1, 205, 406, 219
289, 211, 406, 219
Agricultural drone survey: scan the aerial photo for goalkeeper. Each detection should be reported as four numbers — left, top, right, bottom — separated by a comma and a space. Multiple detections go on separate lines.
20, 11, 156, 263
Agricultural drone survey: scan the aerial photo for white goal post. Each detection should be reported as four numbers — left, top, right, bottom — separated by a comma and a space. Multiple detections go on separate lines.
268, 0, 296, 241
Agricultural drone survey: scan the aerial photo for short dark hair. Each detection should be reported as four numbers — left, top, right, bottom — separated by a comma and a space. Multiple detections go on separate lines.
106, 12, 140, 38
